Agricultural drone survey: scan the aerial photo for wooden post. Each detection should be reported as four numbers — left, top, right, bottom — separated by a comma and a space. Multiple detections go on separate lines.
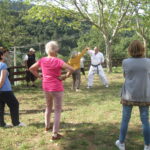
14, 47, 17, 66
13, 47, 17, 85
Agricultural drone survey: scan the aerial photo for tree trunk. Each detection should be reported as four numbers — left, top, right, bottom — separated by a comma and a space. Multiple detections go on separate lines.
143, 37, 147, 57
105, 41, 112, 73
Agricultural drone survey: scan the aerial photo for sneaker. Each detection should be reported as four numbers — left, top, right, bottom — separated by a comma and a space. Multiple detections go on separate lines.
76, 89, 81, 92
17, 122, 26, 127
115, 140, 125, 150
87, 86, 92, 89
52, 133, 63, 140
105, 85, 109, 88
144, 145, 150, 150
45, 126, 52, 132
4, 124, 12, 128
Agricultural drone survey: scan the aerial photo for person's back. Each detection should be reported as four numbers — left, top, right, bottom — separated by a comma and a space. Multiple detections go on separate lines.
68, 48, 87, 70
116, 40, 150, 150
122, 58, 150, 102
38, 57, 64, 91
29, 41, 74, 140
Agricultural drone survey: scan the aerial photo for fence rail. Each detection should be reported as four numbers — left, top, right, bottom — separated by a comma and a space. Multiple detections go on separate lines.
9, 58, 123, 84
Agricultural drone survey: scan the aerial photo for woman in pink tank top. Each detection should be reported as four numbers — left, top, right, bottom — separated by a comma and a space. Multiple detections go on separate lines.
29, 41, 74, 140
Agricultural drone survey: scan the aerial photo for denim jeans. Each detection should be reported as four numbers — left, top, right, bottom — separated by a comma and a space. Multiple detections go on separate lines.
119, 105, 150, 145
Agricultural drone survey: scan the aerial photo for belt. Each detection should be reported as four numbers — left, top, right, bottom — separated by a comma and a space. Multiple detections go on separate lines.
91, 64, 101, 67
91, 64, 101, 74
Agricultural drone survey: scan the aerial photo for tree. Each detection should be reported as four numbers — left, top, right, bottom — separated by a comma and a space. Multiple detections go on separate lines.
0, 0, 15, 47
131, 0, 150, 56
27, 0, 135, 72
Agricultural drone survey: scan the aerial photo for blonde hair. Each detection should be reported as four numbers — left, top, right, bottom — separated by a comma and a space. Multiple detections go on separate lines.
45, 41, 59, 54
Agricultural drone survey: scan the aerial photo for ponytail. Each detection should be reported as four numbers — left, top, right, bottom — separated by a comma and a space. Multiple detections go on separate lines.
0, 50, 4, 60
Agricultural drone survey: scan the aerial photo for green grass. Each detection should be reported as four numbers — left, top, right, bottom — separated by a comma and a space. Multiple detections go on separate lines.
0, 70, 145, 150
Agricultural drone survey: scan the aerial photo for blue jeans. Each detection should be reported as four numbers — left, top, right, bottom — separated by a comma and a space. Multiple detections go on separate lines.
119, 105, 150, 145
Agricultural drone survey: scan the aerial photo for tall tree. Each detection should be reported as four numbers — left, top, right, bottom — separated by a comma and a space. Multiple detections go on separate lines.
132, 0, 150, 55
27, 0, 135, 72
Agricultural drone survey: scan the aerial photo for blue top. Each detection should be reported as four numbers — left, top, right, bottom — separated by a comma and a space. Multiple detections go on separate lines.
0, 62, 12, 91
121, 58, 150, 102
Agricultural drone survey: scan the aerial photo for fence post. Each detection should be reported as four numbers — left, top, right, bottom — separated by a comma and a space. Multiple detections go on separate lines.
13, 47, 17, 85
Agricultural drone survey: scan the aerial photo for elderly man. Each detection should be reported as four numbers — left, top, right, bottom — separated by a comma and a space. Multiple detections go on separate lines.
87, 47, 109, 88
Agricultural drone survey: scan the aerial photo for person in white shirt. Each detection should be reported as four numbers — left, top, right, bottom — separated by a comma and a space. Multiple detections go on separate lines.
87, 47, 109, 88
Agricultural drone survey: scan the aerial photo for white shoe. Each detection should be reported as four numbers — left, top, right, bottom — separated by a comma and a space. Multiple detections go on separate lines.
115, 140, 125, 150
144, 145, 150, 150
17, 122, 26, 127
76, 89, 81, 92
105, 85, 109, 88
4, 124, 12, 128
87, 86, 92, 89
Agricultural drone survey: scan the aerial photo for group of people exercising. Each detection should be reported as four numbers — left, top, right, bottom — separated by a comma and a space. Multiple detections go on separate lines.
0, 40, 150, 150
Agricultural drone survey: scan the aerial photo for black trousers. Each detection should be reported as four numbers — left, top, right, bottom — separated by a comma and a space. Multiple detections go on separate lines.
80, 68, 85, 75
26, 70, 36, 82
0, 91, 20, 126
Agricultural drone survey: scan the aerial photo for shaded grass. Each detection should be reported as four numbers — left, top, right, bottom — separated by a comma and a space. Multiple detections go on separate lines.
0, 72, 145, 150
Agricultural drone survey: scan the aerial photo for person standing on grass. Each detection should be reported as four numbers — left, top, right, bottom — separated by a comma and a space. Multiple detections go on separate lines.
67, 48, 88, 92
87, 47, 109, 88
0, 50, 25, 127
115, 40, 150, 150
29, 41, 74, 140
24, 48, 36, 87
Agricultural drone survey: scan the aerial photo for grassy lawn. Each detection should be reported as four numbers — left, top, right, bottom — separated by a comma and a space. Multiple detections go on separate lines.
0, 69, 145, 150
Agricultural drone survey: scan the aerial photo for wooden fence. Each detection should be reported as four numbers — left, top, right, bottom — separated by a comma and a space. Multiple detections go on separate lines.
9, 58, 123, 84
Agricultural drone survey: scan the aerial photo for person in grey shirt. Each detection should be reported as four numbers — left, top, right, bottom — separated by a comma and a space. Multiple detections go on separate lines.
115, 40, 150, 150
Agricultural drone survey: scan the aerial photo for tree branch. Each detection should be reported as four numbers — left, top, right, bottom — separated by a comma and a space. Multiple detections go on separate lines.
73, 0, 100, 29
110, 0, 131, 43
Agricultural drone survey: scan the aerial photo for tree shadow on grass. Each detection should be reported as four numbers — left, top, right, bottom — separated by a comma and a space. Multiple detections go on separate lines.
28, 121, 144, 150
4, 108, 74, 116
60, 122, 143, 150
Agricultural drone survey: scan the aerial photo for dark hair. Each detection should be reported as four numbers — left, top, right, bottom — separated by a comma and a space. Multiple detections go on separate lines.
0, 50, 4, 60
0, 47, 8, 53
128, 40, 145, 58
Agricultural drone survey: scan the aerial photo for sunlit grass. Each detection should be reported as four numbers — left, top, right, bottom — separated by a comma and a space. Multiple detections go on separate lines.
0, 69, 145, 150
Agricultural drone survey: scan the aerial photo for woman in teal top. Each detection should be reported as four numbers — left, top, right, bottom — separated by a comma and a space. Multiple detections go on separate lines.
0, 49, 25, 127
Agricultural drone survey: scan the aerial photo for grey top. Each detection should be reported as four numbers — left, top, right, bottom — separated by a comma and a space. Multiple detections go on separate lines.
121, 58, 150, 102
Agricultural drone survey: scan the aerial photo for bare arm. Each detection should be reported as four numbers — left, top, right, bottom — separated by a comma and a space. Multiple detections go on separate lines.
29, 62, 42, 80
78, 47, 89, 58
63, 63, 75, 77
0, 70, 7, 88
87, 49, 93, 56
58, 63, 75, 80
